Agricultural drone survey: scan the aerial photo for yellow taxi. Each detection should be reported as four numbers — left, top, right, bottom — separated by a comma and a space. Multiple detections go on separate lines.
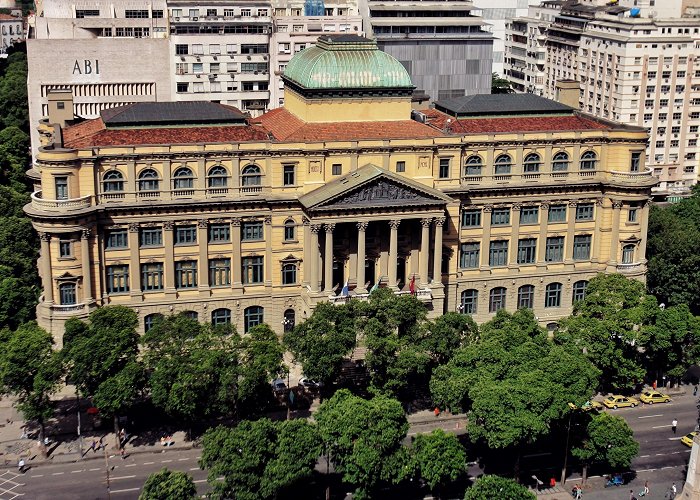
681, 431, 698, 447
569, 401, 603, 412
602, 395, 639, 409
639, 390, 672, 404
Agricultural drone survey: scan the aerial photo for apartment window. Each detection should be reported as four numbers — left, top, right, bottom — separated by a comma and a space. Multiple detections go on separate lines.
332, 164, 342, 176
59, 240, 72, 258
460, 289, 478, 314
125, 9, 149, 18
464, 155, 482, 176
520, 207, 539, 225
573, 234, 592, 260
141, 263, 164, 291
193, 82, 204, 93
175, 225, 197, 245
140, 227, 162, 247
622, 244, 635, 264
138, 169, 160, 192
55, 176, 68, 200
643, 113, 653, 121
438, 158, 451, 179
284, 220, 295, 241
630, 152, 642, 172
173, 167, 195, 190
494, 154, 512, 175
206, 9, 217, 17
59, 283, 77, 305
517, 238, 537, 264
545, 282, 562, 307
208, 224, 230, 243
489, 241, 508, 267
106, 229, 128, 249
189, 9, 199, 18
396, 161, 406, 173
572, 280, 588, 303
209, 258, 231, 287
459, 242, 480, 269
241, 8, 251, 17
75, 9, 100, 18
656, 140, 665, 148
207, 166, 228, 188
552, 152, 569, 172
106, 265, 129, 294
242, 257, 263, 284
210, 63, 220, 74
175, 44, 188, 55
548, 205, 567, 223
176, 83, 189, 93
244, 306, 264, 332
241, 165, 262, 186
282, 165, 296, 186
211, 308, 231, 326
489, 287, 507, 313
517, 285, 535, 309
628, 208, 638, 223
491, 208, 510, 226
645, 99, 655, 107
224, 9, 234, 17
579, 151, 597, 170
691, 126, 699, 133
523, 153, 541, 173
461, 209, 481, 228
576, 204, 594, 221
545, 236, 564, 262
281, 262, 297, 285
144, 314, 163, 332
648, 71, 657, 79
242, 221, 263, 241
175, 261, 197, 288
103, 171, 124, 192
672, 126, 681, 134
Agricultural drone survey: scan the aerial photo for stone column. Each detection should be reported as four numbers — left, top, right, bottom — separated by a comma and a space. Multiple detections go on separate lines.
324, 223, 335, 293
388, 219, 400, 289
302, 217, 310, 286
128, 223, 141, 295
564, 201, 577, 263
232, 218, 242, 287
537, 203, 549, 266
508, 204, 521, 267
609, 200, 622, 266
197, 219, 209, 289
480, 206, 492, 269
40, 233, 53, 304
163, 221, 176, 292
81, 228, 93, 302
638, 199, 651, 262
356, 221, 368, 293
592, 198, 604, 264
419, 218, 431, 285
264, 216, 272, 285
309, 224, 322, 293
433, 217, 445, 282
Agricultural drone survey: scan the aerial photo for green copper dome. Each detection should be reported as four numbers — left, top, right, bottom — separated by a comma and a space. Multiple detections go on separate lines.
283, 35, 414, 90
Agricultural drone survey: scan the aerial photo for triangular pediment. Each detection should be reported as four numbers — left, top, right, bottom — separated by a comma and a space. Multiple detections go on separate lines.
300, 164, 452, 211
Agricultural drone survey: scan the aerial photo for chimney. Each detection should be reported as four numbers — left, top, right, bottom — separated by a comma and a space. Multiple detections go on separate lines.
555, 80, 580, 109
46, 90, 74, 127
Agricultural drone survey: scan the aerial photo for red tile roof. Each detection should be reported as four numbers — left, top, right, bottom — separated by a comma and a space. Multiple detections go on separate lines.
62, 118, 270, 149
0, 14, 21, 20
421, 109, 611, 134
254, 108, 443, 141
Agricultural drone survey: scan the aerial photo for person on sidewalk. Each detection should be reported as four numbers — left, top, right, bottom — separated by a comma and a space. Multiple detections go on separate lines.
694, 385, 698, 396
672, 482, 677, 498
672, 418, 678, 434
644, 480, 649, 496
120, 446, 126, 460
629, 489, 635, 500
17, 458, 25, 474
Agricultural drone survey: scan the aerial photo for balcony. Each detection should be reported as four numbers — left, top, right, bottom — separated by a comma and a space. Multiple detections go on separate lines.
96, 185, 271, 205
51, 303, 87, 314
608, 169, 656, 185
453, 168, 656, 190
31, 191, 92, 212
616, 263, 643, 274
328, 288, 432, 304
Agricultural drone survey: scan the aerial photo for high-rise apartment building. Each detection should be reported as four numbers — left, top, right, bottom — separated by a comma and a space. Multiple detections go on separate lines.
505, 0, 700, 199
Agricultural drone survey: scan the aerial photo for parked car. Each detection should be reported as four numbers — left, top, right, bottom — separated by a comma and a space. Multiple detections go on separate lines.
568, 400, 603, 412
639, 390, 671, 404
602, 395, 639, 409
272, 379, 287, 392
681, 431, 698, 447
299, 377, 322, 389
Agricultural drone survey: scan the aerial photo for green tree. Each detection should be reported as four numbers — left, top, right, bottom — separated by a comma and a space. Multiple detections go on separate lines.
315, 388, 409, 499
571, 412, 639, 481
464, 475, 535, 500
0, 53, 29, 130
423, 312, 478, 365
0, 322, 62, 456
200, 418, 321, 500
491, 73, 513, 95
413, 429, 467, 492
140, 468, 197, 500
643, 304, 700, 383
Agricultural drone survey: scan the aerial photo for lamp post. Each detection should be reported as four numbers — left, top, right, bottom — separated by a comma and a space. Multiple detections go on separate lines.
562, 403, 575, 485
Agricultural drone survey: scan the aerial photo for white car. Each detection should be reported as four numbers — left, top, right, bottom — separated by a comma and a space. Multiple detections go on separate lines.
272, 379, 287, 392
299, 377, 322, 389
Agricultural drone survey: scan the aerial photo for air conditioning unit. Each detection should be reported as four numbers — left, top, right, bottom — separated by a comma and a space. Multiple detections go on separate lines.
213, 55, 218, 60
180, 56, 185, 61
247, 55, 252, 60
263, 55, 268, 60
196, 56, 201, 61
175, 16, 180, 21
196, 74, 201, 78
193, 16, 199, 21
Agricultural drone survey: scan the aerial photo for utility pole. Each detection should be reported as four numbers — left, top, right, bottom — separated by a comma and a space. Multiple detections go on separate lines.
76, 389, 83, 460
103, 443, 112, 500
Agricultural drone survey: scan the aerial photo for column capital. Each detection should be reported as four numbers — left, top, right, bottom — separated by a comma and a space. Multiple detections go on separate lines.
568, 200, 579, 207
81, 228, 92, 239
356, 221, 369, 232
611, 200, 623, 209
128, 223, 140, 233
197, 219, 208, 229
163, 221, 175, 230
310, 224, 323, 234
264, 215, 272, 225
511, 203, 522, 211
388, 219, 401, 230
302, 216, 310, 226
420, 218, 433, 228
540, 202, 550, 210
39, 232, 51, 242
325, 223, 336, 232
231, 217, 241, 227
434, 216, 446, 227
483, 204, 493, 213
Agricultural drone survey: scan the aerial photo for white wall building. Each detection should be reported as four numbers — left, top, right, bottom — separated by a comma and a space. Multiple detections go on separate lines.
0, 12, 24, 55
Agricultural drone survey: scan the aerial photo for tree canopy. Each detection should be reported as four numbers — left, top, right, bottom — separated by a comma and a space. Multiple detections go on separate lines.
140, 468, 198, 500
464, 475, 535, 500
412, 429, 467, 492
571, 412, 639, 472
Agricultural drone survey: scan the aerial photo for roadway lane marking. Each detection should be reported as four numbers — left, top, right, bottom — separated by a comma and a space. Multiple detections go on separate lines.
638, 414, 664, 419
194, 479, 207, 484
51, 472, 64, 475
640, 455, 650, 458
143, 462, 154, 465
71, 470, 82, 473
669, 437, 683, 440
32, 475, 43, 478
523, 452, 552, 458
161, 460, 172, 463
662, 466, 674, 469
189, 468, 199, 471
638, 469, 656, 472
656, 453, 667, 456
124, 464, 136, 467
652, 424, 674, 428
672, 451, 682, 454
110, 487, 140, 494
178, 458, 188, 461
89, 468, 100, 471
111, 475, 136, 480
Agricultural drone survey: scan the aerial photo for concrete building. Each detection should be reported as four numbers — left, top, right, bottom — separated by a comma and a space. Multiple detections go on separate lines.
0, 11, 24, 55
359, 0, 494, 100
504, 0, 700, 200
25, 35, 655, 342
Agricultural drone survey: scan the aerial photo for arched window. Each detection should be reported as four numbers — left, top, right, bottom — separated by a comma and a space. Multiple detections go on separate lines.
59, 283, 77, 305
580, 151, 597, 170
494, 154, 512, 175
572, 280, 588, 303
460, 289, 478, 314
284, 219, 295, 241
545, 282, 562, 308
489, 287, 507, 313
102, 170, 124, 192
282, 262, 297, 285
144, 313, 164, 332
517, 285, 535, 309
622, 244, 635, 264
207, 165, 228, 188
523, 153, 541, 173
182, 311, 199, 321
138, 169, 160, 192
173, 167, 195, 190
283, 309, 295, 332
241, 165, 262, 186
244, 306, 264, 333
211, 308, 231, 326
552, 151, 570, 172
464, 155, 483, 176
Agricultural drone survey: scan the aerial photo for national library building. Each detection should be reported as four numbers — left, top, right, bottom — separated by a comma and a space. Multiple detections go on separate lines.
25, 35, 655, 341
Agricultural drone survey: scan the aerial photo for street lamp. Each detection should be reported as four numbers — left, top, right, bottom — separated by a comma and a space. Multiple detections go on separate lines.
561, 403, 576, 485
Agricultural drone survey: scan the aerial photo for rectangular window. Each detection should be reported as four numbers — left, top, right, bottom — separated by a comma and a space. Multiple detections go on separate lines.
517, 238, 537, 264
175, 225, 197, 245
76, 9, 100, 18
548, 205, 567, 223
141, 263, 164, 291
491, 208, 510, 226
439, 158, 450, 179
60, 284, 76, 305
106, 229, 128, 249
461, 209, 481, 228
209, 258, 231, 287
332, 164, 342, 176
59, 240, 72, 258
628, 208, 638, 223
242, 222, 263, 241
575, 204, 594, 221
242, 256, 264, 284
573, 234, 592, 260
175, 44, 188, 55
545, 236, 564, 262
175, 261, 197, 289
283, 165, 295, 186
192, 63, 203, 74
396, 161, 405, 173
520, 207, 539, 225
140, 227, 162, 247
152, 10, 163, 18
125, 9, 149, 18
55, 176, 68, 200
489, 240, 508, 267
176, 82, 189, 93
106, 265, 129, 294
208, 224, 230, 243
459, 242, 480, 269
630, 151, 642, 172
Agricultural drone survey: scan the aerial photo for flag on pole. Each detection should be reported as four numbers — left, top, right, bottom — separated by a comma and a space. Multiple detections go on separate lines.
370, 278, 380, 294
340, 280, 349, 296
409, 275, 416, 295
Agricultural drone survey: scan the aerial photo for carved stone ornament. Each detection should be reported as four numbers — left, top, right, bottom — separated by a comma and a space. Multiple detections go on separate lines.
511, 203, 522, 211
39, 232, 51, 242
302, 216, 310, 226
612, 200, 623, 209
435, 217, 446, 227
327, 179, 427, 208
540, 203, 550, 210
264, 215, 272, 225
356, 221, 369, 232
231, 218, 241, 227
568, 200, 579, 207
310, 224, 323, 234
420, 218, 433, 228
325, 223, 336, 232
162, 221, 174, 230
197, 219, 208, 229
482, 205, 494, 213
81, 228, 92, 239
388, 220, 401, 230
128, 223, 139, 233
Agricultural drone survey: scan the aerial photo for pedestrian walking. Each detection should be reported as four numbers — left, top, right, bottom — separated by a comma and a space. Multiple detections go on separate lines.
672, 418, 678, 434
630, 489, 635, 500
670, 482, 677, 499
120, 447, 126, 460
694, 385, 698, 396
89, 439, 97, 453
17, 458, 25, 474
433, 407, 440, 417
644, 480, 649, 496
